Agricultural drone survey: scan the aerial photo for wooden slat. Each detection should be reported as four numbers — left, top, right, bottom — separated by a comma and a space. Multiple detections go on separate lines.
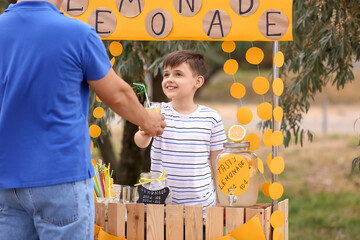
225, 207, 244, 234
107, 203, 126, 237
264, 205, 272, 240
245, 208, 265, 231
205, 206, 224, 240
147, 204, 164, 240
95, 202, 106, 228
127, 203, 145, 240
185, 205, 203, 240
278, 199, 289, 240
166, 205, 184, 240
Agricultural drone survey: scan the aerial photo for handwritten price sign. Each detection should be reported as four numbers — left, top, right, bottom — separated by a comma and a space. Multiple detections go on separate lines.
217, 154, 251, 196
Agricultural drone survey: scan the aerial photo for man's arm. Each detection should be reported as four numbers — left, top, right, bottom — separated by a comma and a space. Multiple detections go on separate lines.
88, 68, 165, 137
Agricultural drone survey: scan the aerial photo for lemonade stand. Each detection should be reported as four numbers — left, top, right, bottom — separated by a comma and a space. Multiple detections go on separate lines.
62, 0, 291, 239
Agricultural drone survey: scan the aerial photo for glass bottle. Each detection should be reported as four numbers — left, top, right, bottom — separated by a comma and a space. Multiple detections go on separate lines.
138, 172, 172, 204
216, 142, 258, 207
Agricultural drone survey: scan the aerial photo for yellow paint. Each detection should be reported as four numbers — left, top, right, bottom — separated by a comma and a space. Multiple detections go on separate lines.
62, 0, 293, 41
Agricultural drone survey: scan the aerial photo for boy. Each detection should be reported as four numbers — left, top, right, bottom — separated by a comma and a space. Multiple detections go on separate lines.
134, 50, 227, 208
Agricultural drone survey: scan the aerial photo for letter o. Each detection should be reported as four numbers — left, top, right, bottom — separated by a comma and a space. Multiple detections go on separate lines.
145, 9, 173, 39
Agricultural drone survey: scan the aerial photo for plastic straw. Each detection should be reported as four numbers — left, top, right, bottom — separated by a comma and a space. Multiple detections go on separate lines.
133, 83, 150, 108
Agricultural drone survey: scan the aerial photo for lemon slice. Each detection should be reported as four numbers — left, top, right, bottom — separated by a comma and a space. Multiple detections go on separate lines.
228, 125, 246, 143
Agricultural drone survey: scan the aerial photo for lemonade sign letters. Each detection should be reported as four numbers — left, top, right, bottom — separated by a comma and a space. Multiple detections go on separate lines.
61, 0, 293, 41
217, 154, 251, 195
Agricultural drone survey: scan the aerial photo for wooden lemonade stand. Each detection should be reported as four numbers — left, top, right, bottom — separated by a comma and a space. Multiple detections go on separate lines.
61, 0, 293, 239
94, 200, 288, 240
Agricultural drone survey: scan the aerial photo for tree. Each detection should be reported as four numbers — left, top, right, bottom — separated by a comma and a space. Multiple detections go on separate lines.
276, 0, 360, 146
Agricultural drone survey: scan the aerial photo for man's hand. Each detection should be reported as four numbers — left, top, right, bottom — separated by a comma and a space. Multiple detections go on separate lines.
88, 69, 166, 135
140, 110, 166, 137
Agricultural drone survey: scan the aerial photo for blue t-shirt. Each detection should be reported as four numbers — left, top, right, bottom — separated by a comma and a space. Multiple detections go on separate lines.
0, 1, 112, 189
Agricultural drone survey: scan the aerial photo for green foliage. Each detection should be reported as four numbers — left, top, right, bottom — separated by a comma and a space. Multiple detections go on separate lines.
112, 41, 207, 83
278, 0, 360, 146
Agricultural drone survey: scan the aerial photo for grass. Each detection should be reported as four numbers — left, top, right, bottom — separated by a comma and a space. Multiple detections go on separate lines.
256, 190, 360, 240
253, 133, 360, 240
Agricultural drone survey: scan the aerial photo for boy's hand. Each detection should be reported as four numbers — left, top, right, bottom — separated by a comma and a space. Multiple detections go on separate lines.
139, 110, 166, 137
134, 126, 154, 148
138, 127, 151, 137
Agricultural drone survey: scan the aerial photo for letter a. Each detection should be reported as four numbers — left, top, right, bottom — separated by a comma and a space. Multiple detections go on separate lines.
207, 10, 224, 37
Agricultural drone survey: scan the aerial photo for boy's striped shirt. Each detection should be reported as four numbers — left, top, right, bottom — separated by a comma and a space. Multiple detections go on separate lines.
151, 102, 227, 208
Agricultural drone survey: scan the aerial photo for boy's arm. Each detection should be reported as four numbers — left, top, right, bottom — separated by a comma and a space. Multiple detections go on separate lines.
210, 150, 222, 186
210, 149, 222, 204
134, 130, 152, 148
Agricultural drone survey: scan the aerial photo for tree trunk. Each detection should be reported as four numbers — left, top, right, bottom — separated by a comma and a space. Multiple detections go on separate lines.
116, 121, 144, 185
152, 71, 167, 102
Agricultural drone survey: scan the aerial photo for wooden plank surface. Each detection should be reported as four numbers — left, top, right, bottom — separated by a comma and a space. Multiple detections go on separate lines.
225, 207, 244, 234
127, 203, 145, 240
147, 204, 164, 240
245, 208, 265, 231
278, 199, 289, 240
205, 206, 224, 240
166, 205, 184, 240
264, 205, 272, 240
107, 203, 126, 237
95, 202, 106, 228
185, 205, 203, 240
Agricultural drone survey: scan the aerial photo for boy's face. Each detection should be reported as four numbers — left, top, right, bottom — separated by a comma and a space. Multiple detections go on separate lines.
162, 62, 204, 101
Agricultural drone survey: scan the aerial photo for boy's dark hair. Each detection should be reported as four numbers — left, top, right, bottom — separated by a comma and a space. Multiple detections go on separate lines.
163, 50, 208, 77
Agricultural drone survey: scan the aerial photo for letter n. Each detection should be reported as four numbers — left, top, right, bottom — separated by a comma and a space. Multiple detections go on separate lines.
179, 0, 195, 13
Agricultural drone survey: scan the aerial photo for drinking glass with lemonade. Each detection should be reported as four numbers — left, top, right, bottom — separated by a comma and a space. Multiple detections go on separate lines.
145, 101, 161, 113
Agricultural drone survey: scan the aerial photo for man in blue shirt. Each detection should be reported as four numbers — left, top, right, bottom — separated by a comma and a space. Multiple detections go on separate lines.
0, 0, 166, 239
